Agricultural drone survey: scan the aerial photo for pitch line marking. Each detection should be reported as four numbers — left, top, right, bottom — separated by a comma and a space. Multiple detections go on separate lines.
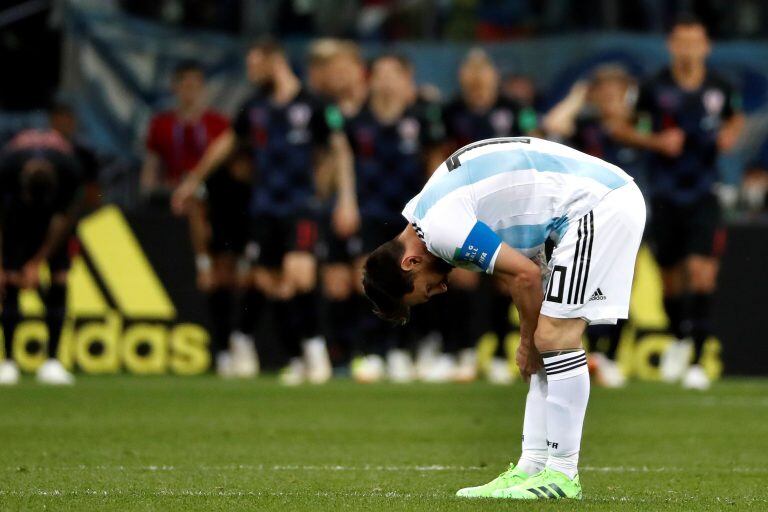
3, 464, 767, 474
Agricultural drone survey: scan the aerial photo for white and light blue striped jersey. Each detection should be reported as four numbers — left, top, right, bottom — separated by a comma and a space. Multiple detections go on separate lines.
401, 137, 634, 274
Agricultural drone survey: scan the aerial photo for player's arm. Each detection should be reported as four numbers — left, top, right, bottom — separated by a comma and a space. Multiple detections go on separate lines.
329, 131, 360, 238
25, 182, 85, 287
717, 85, 745, 153
492, 244, 544, 381
171, 129, 236, 215
542, 81, 589, 139
140, 150, 161, 195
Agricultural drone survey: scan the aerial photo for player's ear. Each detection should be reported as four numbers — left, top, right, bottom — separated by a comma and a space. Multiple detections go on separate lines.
401, 254, 422, 271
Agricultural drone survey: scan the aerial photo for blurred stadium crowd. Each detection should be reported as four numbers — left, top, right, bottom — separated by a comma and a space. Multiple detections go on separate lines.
0, 1, 767, 387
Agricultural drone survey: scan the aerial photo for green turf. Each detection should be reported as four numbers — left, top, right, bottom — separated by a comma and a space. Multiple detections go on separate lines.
0, 376, 766, 511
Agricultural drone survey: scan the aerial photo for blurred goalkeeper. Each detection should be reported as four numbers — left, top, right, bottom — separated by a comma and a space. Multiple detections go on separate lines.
363, 137, 645, 500
0, 129, 83, 386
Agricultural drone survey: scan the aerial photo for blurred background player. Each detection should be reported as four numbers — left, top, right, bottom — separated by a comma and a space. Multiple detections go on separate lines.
336, 53, 443, 382
439, 48, 538, 384
0, 129, 83, 385
140, 61, 250, 376
173, 41, 358, 385
48, 102, 102, 210
612, 15, 744, 390
543, 65, 644, 387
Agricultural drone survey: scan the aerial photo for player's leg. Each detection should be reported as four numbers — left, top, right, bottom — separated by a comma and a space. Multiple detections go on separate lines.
206, 253, 239, 377
37, 247, 74, 385
320, 218, 359, 371
494, 182, 645, 500
680, 194, 722, 390
283, 217, 330, 384
650, 198, 695, 383
0, 270, 21, 385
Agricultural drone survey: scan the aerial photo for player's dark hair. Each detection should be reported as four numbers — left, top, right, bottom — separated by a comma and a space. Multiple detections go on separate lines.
173, 60, 204, 81
362, 239, 415, 326
668, 12, 707, 33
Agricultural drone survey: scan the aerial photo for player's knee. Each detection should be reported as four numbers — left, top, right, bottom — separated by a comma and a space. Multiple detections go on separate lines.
284, 253, 317, 293
534, 316, 585, 352
322, 266, 352, 301
688, 260, 718, 293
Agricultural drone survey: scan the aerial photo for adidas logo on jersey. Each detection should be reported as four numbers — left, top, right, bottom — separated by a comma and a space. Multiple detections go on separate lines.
588, 288, 607, 301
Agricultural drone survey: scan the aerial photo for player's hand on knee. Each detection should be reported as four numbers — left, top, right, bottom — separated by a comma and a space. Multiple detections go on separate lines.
516, 341, 542, 383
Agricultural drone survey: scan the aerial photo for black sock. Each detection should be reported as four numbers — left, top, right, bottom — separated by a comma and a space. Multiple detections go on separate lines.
663, 295, 686, 339
237, 288, 264, 336
2, 285, 20, 359
273, 299, 301, 359
292, 291, 319, 342
43, 283, 66, 359
490, 292, 511, 358
207, 289, 233, 358
691, 293, 713, 363
605, 319, 626, 361
324, 297, 356, 362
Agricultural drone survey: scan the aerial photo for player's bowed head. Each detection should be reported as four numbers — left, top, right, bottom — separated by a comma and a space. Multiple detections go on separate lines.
362, 225, 451, 325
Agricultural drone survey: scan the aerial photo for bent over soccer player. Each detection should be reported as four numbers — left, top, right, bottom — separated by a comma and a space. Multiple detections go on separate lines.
363, 137, 645, 499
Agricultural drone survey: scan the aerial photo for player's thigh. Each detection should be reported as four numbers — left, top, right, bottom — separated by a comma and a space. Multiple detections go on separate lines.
542, 182, 645, 325
322, 263, 353, 300
253, 265, 293, 299
649, 199, 686, 270
535, 315, 587, 352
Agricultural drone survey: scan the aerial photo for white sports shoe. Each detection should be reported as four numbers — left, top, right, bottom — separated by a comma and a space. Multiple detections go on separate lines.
415, 332, 441, 380
487, 357, 514, 385
682, 364, 711, 391
660, 339, 693, 383
279, 357, 306, 386
215, 351, 235, 378
592, 353, 626, 388
36, 359, 75, 385
230, 331, 259, 378
455, 348, 478, 382
420, 354, 458, 383
303, 336, 332, 384
352, 354, 385, 383
0, 360, 20, 385
386, 349, 415, 383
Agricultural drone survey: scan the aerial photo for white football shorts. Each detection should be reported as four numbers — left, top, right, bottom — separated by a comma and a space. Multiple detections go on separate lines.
540, 181, 646, 325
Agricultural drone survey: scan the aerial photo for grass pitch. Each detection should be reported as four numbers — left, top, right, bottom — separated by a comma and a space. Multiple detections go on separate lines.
0, 376, 766, 511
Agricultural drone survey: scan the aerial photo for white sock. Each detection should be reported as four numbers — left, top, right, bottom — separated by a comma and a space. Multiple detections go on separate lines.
517, 369, 548, 475
542, 349, 590, 479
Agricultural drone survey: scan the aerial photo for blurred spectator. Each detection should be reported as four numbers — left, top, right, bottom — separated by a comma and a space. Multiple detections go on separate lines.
436, 48, 538, 384
336, 53, 443, 382
612, 14, 745, 390
171, 41, 357, 385
140, 61, 233, 371
0, 129, 83, 386
501, 73, 539, 111
49, 102, 102, 209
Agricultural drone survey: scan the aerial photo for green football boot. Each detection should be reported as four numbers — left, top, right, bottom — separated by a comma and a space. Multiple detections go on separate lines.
491, 467, 582, 500
455, 463, 529, 498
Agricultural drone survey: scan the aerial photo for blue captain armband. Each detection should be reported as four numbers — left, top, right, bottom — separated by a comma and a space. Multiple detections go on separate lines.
452, 221, 502, 273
